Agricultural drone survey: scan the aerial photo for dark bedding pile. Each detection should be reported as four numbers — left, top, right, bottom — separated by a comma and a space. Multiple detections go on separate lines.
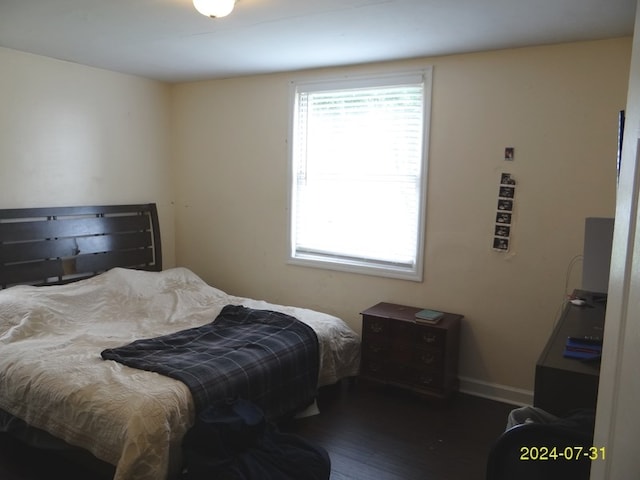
101, 305, 319, 418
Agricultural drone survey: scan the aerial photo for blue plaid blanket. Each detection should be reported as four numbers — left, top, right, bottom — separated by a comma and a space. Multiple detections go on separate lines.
101, 305, 319, 418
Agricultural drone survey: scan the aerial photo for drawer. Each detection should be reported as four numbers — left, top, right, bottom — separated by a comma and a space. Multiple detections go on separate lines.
363, 338, 390, 357
362, 316, 392, 337
412, 325, 445, 348
360, 355, 390, 379
408, 369, 443, 390
412, 347, 443, 372
380, 362, 443, 389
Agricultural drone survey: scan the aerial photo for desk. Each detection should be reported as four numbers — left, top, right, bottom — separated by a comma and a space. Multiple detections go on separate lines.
534, 290, 605, 416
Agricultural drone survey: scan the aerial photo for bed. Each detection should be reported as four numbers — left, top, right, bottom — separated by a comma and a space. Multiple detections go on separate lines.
0, 203, 361, 480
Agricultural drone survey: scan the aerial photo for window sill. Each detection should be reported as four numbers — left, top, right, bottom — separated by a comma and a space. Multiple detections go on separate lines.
287, 255, 423, 282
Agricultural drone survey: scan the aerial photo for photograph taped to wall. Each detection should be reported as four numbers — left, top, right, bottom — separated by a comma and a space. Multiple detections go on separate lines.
493, 237, 509, 251
496, 212, 511, 224
499, 186, 515, 198
495, 225, 510, 237
504, 147, 514, 161
497, 199, 513, 211
501, 173, 516, 185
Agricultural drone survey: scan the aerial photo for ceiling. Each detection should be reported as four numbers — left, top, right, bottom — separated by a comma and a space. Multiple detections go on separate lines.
0, 0, 636, 83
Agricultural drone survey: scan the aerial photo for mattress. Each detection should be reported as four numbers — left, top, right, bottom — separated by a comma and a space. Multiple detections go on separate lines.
0, 267, 361, 480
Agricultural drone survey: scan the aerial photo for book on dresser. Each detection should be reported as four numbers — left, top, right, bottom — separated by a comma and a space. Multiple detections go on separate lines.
414, 309, 444, 324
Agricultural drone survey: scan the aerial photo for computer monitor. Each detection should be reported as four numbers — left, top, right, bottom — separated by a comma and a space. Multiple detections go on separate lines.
582, 217, 615, 294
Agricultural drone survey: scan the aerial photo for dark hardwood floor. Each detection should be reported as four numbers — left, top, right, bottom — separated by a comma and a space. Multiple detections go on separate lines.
281, 380, 515, 480
0, 380, 515, 480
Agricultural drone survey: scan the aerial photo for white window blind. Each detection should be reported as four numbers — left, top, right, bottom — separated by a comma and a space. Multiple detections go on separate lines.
289, 69, 432, 280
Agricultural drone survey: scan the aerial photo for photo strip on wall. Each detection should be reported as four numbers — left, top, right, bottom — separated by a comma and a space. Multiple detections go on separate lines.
493, 172, 516, 252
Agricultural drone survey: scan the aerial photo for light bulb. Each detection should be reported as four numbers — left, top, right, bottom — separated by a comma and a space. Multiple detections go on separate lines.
193, 0, 236, 18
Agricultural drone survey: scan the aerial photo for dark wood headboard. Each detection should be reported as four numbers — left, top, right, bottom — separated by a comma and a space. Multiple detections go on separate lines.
0, 203, 162, 288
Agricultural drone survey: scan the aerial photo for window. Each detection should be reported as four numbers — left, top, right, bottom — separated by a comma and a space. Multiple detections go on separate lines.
288, 68, 432, 281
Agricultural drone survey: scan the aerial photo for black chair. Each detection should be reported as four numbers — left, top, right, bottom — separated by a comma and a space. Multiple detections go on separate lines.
486, 422, 593, 480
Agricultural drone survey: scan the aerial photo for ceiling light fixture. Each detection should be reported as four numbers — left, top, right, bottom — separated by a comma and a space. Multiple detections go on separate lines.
193, 0, 236, 18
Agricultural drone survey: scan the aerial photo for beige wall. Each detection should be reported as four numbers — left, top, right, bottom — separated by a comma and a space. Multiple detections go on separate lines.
172, 38, 631, 397
0, 47, 176, 267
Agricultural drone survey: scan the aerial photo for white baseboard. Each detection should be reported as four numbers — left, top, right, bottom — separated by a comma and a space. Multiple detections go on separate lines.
458, 376, 534, 406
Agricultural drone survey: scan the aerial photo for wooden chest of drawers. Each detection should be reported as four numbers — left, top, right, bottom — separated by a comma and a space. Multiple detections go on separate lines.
360, 302, 462, 400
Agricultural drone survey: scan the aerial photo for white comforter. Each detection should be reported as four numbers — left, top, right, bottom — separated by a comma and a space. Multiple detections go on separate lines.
0, 267, 360, 480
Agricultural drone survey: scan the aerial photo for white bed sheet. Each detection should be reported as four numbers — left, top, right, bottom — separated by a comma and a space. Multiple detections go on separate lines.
0, 267, 360, 480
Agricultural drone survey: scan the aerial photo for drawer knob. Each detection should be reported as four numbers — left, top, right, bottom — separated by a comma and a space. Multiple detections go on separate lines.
370, 322, 384, 333
420, 353, 435, 364
422, 333, 437, 344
